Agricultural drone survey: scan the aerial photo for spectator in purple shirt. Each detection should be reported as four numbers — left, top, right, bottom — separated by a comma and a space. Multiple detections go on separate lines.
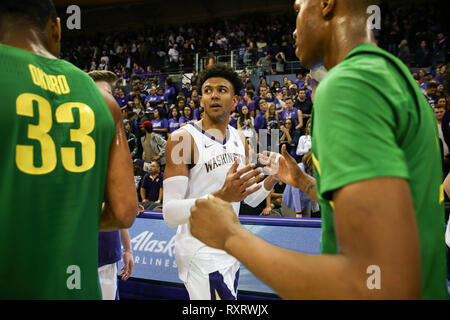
243, 90, 256, 117
156, 86, 165, 102
189, 99, 202, 120
182, 82, 192, 99
145, 87, 159, 107
280, 97, 303, 130
164, 78, 177, 106
255, 99, 268, 133
294, 72, 305, 90
187, 89, 201, 106
179, 106, 194, 127
151, 109, 169, 139
168, 107, 181, 135
115, 88, 130, 108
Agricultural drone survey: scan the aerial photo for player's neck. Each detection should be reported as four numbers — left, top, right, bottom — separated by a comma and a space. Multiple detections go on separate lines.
322, 19, 376, 70
200, 117, 228, 141
0, 27, 56, 59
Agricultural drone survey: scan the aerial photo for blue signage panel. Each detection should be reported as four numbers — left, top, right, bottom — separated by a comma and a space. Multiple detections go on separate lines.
119, 212, 321, 295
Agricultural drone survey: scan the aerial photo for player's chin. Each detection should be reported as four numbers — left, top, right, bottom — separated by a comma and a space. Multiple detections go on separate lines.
296, 49, 316, 68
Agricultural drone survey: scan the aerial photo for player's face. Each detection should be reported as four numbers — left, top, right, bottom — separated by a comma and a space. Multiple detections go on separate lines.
292, 0, 323, 67
201, 77, 238, 123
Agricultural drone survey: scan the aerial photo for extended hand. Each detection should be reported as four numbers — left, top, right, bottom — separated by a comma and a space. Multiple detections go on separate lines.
214, 159, 265, 202
258, 144, 303, 188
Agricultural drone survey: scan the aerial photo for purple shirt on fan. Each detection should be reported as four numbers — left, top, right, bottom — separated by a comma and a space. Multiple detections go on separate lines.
179, 116, 192, 125
152, 118, 169, 139
246, 101, 255, 112
115, 95, 130, 108
254, 112, 267, 131
145, 94, 160, 105
280, 107, 300, 127
168, 118, 180, 133
164, 87, 176, 105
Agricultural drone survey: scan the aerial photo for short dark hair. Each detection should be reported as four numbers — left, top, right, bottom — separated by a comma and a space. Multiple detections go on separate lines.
245, 90, 254, 99
0, 0, 57, 30
197, 64, 243, 96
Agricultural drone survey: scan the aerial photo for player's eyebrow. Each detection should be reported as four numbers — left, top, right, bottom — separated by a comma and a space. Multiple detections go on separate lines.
203, 84, 230, 90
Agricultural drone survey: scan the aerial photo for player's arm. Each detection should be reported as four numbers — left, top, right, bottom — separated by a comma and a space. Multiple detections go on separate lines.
99, 84, 138, 231
162, 129, 202, 227
191, 177, 421, 299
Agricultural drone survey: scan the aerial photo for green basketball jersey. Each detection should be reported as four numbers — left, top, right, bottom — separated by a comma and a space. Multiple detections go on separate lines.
0, 44, 115, 299
311, 44, 449, 299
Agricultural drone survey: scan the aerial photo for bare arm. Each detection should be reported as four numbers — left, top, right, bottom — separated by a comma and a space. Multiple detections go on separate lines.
97, 82, 138, 231
120, 229, 132, 253
191, 177, 421, 299
296, 110, 303, 130
140, 187, 147, 202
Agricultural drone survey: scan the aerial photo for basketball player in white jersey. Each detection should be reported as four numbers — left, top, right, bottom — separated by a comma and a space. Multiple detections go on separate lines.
163, 64, 280, 300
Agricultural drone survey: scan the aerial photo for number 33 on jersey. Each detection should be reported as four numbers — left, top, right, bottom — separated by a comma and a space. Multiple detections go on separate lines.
16, 92, 96, 175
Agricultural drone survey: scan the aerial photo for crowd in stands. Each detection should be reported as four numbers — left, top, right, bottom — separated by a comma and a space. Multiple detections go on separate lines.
63, 5, 449, 218
61, 12, 298, 76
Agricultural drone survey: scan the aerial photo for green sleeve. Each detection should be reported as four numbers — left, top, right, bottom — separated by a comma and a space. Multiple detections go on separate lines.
313, 73, 410, 200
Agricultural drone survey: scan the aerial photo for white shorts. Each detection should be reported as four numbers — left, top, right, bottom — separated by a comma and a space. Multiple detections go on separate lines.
183, 262, 240, 300
98, 263, 118, 300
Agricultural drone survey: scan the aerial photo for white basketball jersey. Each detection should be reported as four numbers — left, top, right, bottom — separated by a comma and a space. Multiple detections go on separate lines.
175, 121, 246, 281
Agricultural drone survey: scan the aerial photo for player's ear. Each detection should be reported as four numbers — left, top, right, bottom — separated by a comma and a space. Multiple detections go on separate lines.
46, 17, 62, 57
321, 0, 336, 18
51, 17, 62, 44
232, 95, 239, 108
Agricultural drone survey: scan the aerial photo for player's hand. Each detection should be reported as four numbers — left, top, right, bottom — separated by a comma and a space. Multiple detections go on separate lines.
190, 195, 242, 250
213, 158, 264, 202
258, 144, 303, 188
120, 251, 134, 280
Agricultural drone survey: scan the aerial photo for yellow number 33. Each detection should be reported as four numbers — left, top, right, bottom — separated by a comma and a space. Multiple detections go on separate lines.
16, 93, 96, 175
